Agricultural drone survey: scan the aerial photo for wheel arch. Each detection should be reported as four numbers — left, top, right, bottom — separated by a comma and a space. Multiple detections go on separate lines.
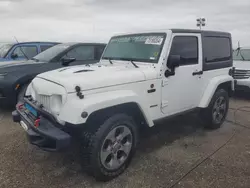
199, 76, 233, 108
86, 102, 151, 131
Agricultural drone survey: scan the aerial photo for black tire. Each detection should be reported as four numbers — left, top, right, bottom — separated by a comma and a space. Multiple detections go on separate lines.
200, 88, 229, 129
80, 114, 138, 181
17, 84, 28, 103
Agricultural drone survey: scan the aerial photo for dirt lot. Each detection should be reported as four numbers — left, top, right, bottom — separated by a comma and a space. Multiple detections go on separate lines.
0, 95, 250, 188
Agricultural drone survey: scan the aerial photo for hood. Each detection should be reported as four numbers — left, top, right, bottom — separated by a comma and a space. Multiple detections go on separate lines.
37, 63, 157, 92
0, 60, 31, 67
0, 60, 42, 73
233, 60, 250, 70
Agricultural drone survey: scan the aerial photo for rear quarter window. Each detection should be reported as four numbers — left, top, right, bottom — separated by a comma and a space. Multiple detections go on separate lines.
203, 36, 232, 71
203, 37, 231, 63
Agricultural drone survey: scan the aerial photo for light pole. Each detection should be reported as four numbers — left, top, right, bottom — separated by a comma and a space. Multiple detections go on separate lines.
196, 18, 206, 30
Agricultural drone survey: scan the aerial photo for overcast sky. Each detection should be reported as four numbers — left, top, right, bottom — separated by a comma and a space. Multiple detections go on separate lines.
0, 0, 249, 47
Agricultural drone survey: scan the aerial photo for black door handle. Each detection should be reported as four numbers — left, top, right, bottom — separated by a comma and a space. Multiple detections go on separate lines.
192, 70, 203, 76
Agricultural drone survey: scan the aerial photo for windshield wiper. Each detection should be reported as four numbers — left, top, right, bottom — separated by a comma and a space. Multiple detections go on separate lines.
102, 57, 139, 68
102, 57, 113, 65
129, 60, 139, 68
108, 59, 113, 65
118, 58, 139, 68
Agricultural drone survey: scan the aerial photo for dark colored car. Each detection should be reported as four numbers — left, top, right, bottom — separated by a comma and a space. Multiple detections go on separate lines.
0, 42, 59, 62
0, 42, 106, 107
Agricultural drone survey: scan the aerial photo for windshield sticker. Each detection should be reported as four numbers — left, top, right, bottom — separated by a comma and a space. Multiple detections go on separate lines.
145, 37, 163, 45
153, 52, 159, 57
111, 35, 164, 44
150, 57, 156, 60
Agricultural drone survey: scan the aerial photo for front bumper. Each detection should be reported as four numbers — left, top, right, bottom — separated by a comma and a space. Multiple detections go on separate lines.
0, 85, 16, 107
235, 78, 250, 92
12, 101, 71, 151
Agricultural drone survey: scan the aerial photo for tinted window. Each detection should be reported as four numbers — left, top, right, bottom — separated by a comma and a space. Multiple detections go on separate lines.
96, 45, 105, 59
204, 37, 231, 63
65, 45, 95, 60
34, 44, 70, 62
12, 46, 38, 59
169, 36, 198, 65
40, 45, 54, 52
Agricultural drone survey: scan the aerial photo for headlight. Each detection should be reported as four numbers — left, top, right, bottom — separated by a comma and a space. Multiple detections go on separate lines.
50, 94, 62, 115
26, 83, 36, 100
0, 73, 7, 79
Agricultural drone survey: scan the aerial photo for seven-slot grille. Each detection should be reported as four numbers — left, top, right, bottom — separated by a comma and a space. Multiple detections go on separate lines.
234, 69, 250, 79
37, 94, 51, 113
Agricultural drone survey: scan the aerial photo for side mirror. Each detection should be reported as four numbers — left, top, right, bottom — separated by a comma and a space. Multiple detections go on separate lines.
165, 55, 181, 77
167, 55, 181, 69
61, 57, 76, 66
11, 53, 18, 59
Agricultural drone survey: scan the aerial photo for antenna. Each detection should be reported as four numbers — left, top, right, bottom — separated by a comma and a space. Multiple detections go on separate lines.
13, 36, 29, 60
236, 41, 241, 55
236, 41, 245, 60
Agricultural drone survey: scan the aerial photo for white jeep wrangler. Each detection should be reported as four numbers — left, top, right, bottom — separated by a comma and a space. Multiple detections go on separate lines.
233, 47, 250, 91
13, 29, 234, 181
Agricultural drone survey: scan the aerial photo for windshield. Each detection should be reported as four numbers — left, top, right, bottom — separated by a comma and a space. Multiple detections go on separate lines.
0, 44, 13, 58
33, 43, 70, 62
102, 33, 166, 63
233, 49, 250, 61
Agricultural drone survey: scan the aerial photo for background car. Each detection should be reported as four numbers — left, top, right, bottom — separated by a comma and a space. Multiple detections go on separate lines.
0, 42, 59, 62
0, 42, 106, 107
233, 47, 250, 92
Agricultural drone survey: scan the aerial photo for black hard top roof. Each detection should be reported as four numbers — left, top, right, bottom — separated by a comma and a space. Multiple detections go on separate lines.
171, 29, 231, 37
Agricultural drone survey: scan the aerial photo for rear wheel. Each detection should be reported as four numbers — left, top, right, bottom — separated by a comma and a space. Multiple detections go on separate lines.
200, 89, 229, 129
80, 114, 138, 181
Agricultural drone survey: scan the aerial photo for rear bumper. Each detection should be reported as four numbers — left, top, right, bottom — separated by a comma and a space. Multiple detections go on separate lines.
12, 102, 71, 151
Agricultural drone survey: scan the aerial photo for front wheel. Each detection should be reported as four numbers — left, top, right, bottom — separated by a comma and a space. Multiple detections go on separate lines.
80, 114, 138, 181
200, 89, 229, 129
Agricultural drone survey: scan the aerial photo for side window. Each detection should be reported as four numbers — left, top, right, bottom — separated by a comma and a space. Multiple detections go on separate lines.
204, 37, 231, 63
65, 45, 95, 61
169, 36, 198, 65
12, 46, 38, 59
95, 45, 106, 59
40, 45, 53, 52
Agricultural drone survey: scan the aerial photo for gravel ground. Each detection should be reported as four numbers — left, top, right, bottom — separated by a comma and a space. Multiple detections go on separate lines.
0, 95, 250, 188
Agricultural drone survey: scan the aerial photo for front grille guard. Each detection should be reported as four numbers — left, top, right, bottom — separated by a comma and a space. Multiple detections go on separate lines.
231, 67, 250, 79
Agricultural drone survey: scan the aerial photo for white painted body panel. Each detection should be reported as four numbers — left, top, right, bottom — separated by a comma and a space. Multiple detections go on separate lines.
26, 29, 233, 127
161, 33, 203, 116
233, 60, 250, 88
233, 60, 250, 70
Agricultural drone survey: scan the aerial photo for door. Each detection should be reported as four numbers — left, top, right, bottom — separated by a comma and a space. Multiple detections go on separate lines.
161, 34, 203, 115
10, 45, 38, 60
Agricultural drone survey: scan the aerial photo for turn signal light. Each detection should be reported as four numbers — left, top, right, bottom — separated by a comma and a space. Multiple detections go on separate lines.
17, 103, 24, 110
34, 119, 40, 127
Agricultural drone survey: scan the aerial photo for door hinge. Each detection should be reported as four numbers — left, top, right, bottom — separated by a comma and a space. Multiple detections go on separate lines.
161, 100, 168, 108
162, 80, 168, 87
